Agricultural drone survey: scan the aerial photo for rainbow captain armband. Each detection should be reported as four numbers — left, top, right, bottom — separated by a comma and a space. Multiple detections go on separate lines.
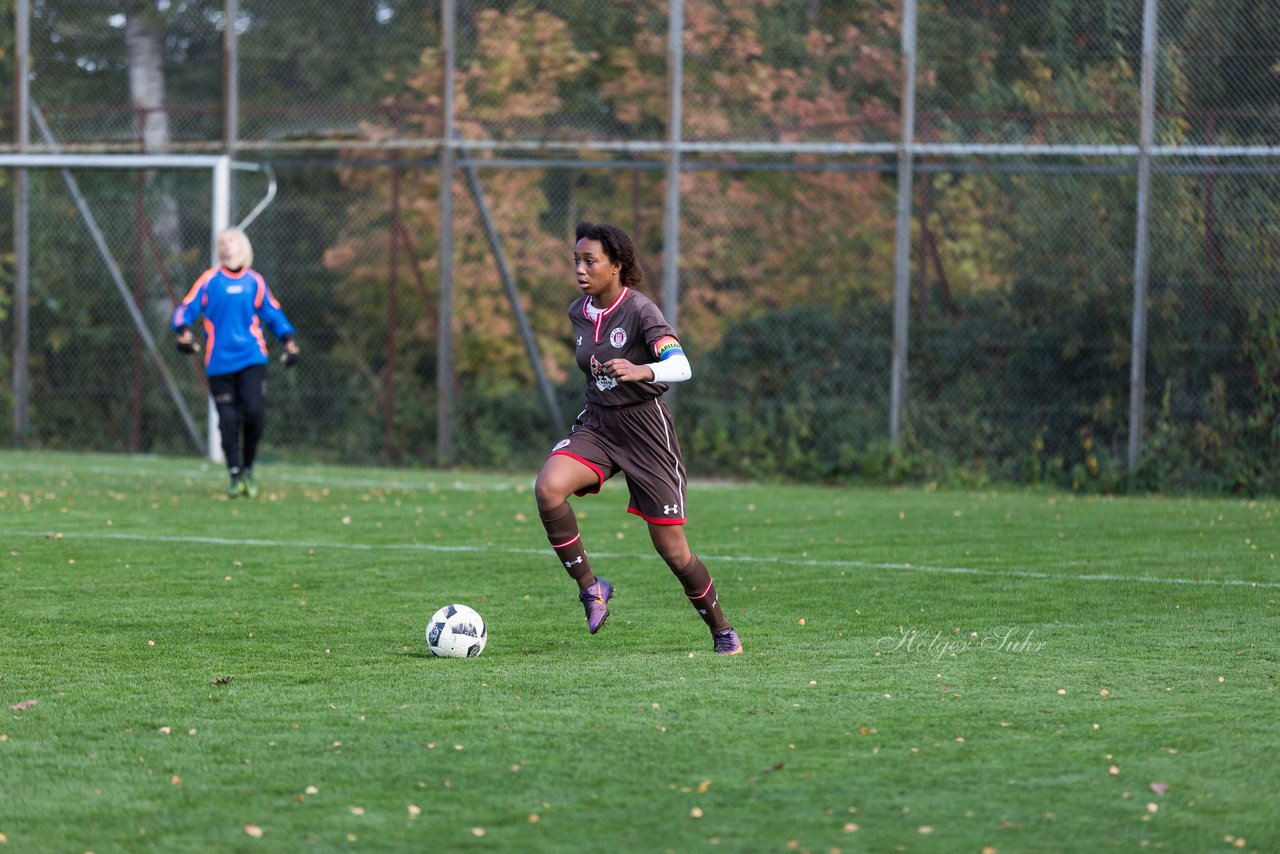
656, 339, 683, 360
647, 338, 691, 384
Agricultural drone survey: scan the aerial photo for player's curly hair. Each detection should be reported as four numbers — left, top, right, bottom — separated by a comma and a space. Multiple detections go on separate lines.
575, 221, 645, 289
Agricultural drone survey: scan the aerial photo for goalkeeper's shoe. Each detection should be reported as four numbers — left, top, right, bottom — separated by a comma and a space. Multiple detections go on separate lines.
228, 475, 248, 499
712, 627, 743, 655
242, 471, 260, 499
579, 577, 613, 634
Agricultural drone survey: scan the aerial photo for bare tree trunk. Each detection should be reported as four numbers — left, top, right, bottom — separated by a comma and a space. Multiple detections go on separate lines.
124, 4, 183, 320
125, 8, 170, 153
125, 5, 182, 252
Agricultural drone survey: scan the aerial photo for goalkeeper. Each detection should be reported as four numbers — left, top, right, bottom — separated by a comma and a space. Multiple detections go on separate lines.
171, 227, 300, 498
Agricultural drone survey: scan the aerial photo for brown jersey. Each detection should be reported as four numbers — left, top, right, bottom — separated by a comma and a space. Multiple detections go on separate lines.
553, 287, 688, 523
569, 287, 676, 408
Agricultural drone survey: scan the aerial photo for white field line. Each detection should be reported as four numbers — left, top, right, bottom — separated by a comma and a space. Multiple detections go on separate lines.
4, 460, 522, 492
5, 528, 1279, 590
1, 460, 744, 492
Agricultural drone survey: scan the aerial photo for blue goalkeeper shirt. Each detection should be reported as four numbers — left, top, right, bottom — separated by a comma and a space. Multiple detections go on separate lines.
172, 266, 296, 376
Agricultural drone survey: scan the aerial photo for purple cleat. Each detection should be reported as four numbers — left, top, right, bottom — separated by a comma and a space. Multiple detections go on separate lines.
712, 627, 743, 655
579, 577, 613, 634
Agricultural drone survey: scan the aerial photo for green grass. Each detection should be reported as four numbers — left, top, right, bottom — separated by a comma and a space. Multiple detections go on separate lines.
1, 450, 1277, 853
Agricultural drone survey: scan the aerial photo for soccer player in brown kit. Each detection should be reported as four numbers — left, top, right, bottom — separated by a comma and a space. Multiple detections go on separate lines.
533, 222, 743, 655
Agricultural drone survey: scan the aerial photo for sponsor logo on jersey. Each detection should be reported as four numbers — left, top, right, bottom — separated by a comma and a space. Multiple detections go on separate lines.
553, 439, 571, 451
609, 327, 627, 348
226, 285, 244, 294
590, 354, 618, 392
663, 503, 680, 515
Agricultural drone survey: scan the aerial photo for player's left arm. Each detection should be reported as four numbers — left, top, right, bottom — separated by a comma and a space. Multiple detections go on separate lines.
254, 278, 300, 361
602, 335, 692, 384
644, 335, 691, 383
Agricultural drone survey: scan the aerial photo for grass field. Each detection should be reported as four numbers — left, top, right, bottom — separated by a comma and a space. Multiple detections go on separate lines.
1, 450, 1277, 853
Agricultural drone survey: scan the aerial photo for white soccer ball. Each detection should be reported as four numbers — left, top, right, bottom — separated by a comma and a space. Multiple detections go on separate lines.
426, 604, 487, 658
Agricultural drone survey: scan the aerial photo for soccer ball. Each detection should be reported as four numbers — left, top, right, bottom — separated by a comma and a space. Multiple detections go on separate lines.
426, 604, 487, 658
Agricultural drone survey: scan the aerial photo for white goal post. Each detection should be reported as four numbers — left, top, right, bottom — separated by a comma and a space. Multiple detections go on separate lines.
3, 151, 277, 462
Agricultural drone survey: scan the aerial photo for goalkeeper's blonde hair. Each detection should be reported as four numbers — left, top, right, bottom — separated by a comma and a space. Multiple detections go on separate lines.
218, 227, 254, 270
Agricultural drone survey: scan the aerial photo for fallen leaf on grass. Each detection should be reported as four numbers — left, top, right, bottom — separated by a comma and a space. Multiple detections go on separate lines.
244, 824, 263, 838
407, 804, 421, 819
1149, 782, 1169, 795
8, 700, 37, 712
210, 676, 235, 686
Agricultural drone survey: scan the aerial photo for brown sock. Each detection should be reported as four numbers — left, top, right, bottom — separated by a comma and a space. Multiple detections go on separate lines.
539, 502, 595, 592
671, 553, 730, 632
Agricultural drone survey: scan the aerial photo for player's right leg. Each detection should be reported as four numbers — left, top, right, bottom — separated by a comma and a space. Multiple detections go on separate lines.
208, 374, 246, 498
235, 365, 267, 499
535, 451, 611, 633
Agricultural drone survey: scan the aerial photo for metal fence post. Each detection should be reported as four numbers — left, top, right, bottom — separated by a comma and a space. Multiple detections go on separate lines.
437, 0, 457, 467
13, 0, 31, 448
661, 0, 685, 415
889, 0, 918, 446
1127, 0, 1159, 475
663, 0, 684, 331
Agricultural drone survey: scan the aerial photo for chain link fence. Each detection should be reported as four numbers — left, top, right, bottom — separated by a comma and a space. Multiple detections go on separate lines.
2, 0, 1279, 492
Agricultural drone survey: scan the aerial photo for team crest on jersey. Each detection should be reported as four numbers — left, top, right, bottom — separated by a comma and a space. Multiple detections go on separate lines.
609, 327, 627, 348
590, 354, 618, 391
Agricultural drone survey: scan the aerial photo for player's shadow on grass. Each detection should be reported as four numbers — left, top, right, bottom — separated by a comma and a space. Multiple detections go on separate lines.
398, 640, 593, 660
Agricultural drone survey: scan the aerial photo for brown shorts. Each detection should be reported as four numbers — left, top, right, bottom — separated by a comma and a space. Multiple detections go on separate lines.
548, 399, 687, 525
